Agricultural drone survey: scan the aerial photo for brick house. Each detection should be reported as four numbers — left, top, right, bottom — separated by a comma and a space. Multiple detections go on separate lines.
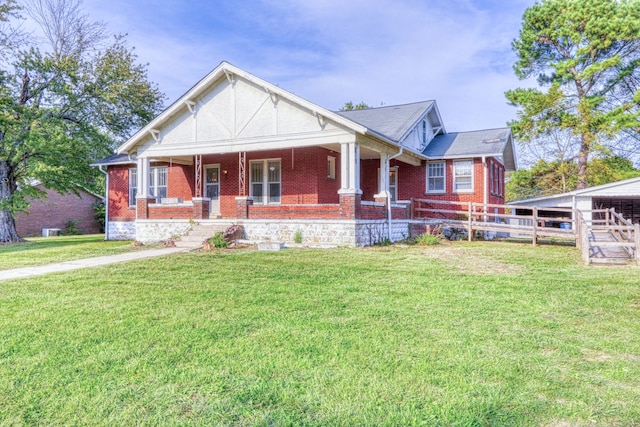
14, 183, 103, 236
94, 62, 517, 246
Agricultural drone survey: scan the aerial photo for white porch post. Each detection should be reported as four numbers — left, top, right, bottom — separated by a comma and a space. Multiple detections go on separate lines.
374, 153, 390, 198
350, 142, 361, 194
339, 141, 361, 194
339, 142, 350, 192
137, 157, 150, 197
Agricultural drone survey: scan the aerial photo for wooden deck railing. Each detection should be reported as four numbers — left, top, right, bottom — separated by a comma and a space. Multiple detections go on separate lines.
579, 208, 640, 264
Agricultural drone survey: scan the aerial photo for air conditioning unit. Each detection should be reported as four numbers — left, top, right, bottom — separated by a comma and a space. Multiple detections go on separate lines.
42, 228, 61, 237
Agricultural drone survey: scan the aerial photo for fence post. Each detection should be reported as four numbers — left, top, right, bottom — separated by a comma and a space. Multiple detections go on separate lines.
410, 198, 415, 220
532, 207, 538, 246
583, 222, 591, 265
468, 202, 473, 241
635, 224, 640, 264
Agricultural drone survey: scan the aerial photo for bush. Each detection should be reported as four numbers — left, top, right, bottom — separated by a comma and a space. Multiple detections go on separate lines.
92, 201, 106, 232
294, 230, 303, 244
63, 219, 82, 235
208, 232, 228, 249
415, 233, 442, 246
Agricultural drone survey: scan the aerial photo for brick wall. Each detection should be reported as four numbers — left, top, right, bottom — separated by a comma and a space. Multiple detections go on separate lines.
248, 204, 340, 219
15, 184, 101, 236
107, 152, 506, 221
108, 164, 136, 221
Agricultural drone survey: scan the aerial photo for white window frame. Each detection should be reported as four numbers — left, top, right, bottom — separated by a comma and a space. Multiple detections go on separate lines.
453, 160, 474, 193
389, 167, 398, 202
149, 166, 168, 203
426, 161, 446, 193
250, 159, 281, 205
129, 166, 167, 205
128, 168, 137, 207
327, 156, 336, 180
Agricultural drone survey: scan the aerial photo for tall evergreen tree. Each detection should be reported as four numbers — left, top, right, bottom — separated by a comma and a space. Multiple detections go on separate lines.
506, 0, 640, 190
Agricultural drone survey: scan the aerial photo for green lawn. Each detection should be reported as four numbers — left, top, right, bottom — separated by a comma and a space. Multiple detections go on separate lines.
0, 235, 137, 270
1, 242, 639, 425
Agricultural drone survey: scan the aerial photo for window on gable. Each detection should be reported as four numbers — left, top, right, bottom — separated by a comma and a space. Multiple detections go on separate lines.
453, 160, 473, 192
129, 168, 137, 207
250, 159, 281, 204
427, 162, 445, 192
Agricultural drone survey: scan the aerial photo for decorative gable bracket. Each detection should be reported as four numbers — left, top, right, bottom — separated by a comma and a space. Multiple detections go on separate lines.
313, 111, 326, 129
149, 129, 161, 142
184, 100, 196, 115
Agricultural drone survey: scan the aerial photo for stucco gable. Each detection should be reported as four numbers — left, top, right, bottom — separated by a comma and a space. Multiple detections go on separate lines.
117, 62, 368, 156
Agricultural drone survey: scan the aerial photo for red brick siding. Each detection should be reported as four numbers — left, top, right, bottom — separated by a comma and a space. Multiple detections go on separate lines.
360, 203, 410, 220
248, 204, 340, 219
108, 165, 136, 221
15, 184, 101, 236
107, 152, 506, 221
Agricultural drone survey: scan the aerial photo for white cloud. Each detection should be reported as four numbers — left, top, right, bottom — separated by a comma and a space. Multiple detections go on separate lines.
80, 0, 533, 131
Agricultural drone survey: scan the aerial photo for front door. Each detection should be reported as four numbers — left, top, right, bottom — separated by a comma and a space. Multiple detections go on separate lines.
204, 164, 220, 216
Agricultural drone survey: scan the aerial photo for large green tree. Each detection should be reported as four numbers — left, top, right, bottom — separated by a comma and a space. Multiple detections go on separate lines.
506, 155, 640, 201
506, 0, 640, 190
0, 0, 164, 243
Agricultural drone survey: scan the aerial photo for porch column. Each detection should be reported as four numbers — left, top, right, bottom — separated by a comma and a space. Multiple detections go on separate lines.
137, 157, 150, 197
374, 153, 390, 204
338, 142, 361, 194
135, 157, 153, 220
338, 141, 362, 219
236, 196, 253, 219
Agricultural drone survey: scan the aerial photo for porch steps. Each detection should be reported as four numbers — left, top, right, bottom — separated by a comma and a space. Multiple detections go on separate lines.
174, 224, 229, 249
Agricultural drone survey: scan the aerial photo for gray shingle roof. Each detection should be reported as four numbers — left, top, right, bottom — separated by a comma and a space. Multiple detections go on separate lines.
423, 128, 515, 169
91, 153, 136, 166
336, 101, 434, 143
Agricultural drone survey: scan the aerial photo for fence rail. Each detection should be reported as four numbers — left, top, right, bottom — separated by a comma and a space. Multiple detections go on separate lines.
411, 198, 638, 265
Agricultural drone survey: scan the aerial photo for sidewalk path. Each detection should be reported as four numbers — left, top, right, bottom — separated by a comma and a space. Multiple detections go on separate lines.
0, 247, 188, 281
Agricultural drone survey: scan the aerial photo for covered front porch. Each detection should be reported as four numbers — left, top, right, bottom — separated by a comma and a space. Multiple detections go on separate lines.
133, 139, 421, 223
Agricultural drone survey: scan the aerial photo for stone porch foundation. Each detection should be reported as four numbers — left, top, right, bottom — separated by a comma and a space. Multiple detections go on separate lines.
107, 219, 424, 246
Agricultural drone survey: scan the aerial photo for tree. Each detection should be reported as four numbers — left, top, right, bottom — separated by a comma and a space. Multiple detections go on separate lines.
340, 101, 371, 111
506, 155, 640, 201
0, 0, 165, 243
506, 0, 640, 190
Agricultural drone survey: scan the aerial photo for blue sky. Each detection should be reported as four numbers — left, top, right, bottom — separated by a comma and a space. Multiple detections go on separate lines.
81, 0, 534, 132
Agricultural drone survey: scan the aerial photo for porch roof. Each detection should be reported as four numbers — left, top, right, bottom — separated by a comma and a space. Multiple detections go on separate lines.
91, 153, 136, 166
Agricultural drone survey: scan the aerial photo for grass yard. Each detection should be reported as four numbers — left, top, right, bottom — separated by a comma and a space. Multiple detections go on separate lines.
0, 235, 138, 270
1, 241, 639, 425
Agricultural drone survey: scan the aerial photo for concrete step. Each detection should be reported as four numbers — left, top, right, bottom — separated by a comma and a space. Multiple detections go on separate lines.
174, 224, 230, 248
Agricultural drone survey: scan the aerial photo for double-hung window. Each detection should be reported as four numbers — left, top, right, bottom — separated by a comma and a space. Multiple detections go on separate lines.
128, 166, 168, 205
427, 162, 445, 193
250, 159, 281, 204
149, 166, 168, 202
129, 168, 137, 207
453, 160, 473, 192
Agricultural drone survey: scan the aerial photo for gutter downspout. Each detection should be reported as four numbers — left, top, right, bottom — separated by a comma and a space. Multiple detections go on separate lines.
387, 148, 404, 241
98, 165, 109, 241
482, 156, 488, 223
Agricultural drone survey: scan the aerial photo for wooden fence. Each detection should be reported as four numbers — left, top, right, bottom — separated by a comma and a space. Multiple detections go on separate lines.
412, 198, 576, 245
412, 198, 639, 265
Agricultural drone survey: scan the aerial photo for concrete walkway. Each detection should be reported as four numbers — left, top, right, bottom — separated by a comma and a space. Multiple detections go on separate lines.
0, 247, 188, 281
